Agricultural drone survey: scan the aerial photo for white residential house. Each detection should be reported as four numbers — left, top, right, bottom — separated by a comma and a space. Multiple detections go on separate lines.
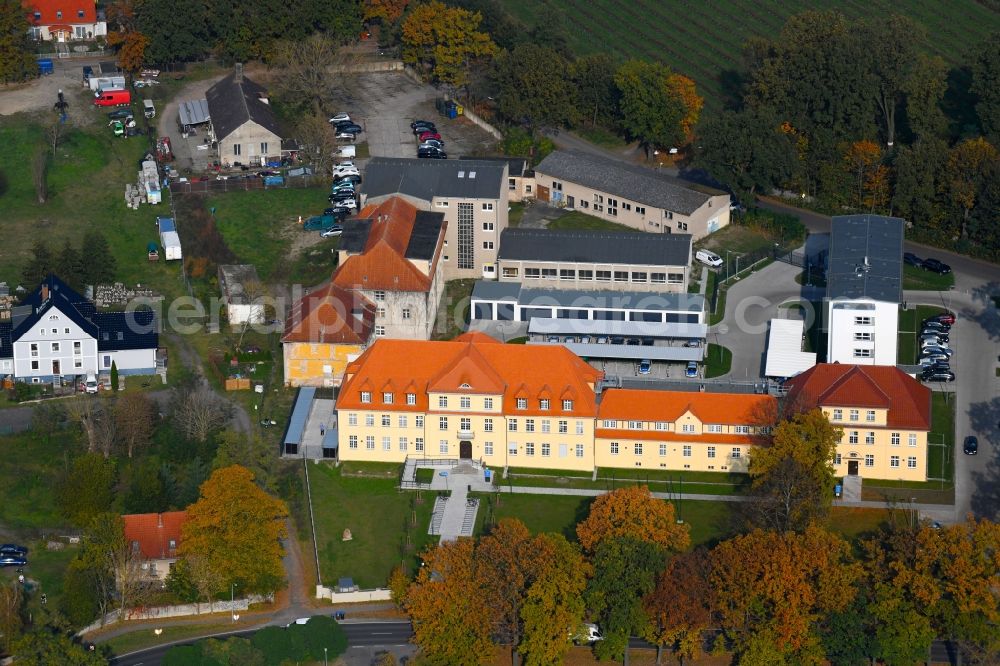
0, 275, 158, 384
824, 215, 904, 366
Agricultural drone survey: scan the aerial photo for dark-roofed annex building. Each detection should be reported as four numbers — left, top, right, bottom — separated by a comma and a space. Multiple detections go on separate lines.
825, 215, 904, 366
361, 157, 509, 280
206, 66, 283, 167
533, 150, 731, 239
0, 275, 158, 384
497, 228, 692, 293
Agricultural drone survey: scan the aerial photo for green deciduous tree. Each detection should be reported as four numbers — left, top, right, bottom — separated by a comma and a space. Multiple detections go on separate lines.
56, 454, 117, 527
901, 54, 949, 142
571, 53, 619, 128
696, 108, 796, 205
586, 536, 666, 661
614, 59, 689, 154
401, 0, 498, 89
519, 533, 589, 666
859, 15, 923, 147
946, 136, 999, 240
0, 580, 23, 653
971, 31, 1000, 142
493, 43, 577, 128
745, 408, 841, 532
891, 138, 948, 238
0, 0, 35, 84
12, 629, 106, 665
135, 0, 208, 65
213, 430, 279, 493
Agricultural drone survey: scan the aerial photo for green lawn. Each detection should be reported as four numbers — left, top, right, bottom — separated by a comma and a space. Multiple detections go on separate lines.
0, 430, 74, 531
703, 343, 732, 378
498, 0, 997, 117
575, 126, 630, 151
432, 278, 476, 340
286, 237, 341, 286
204, 187, 329, 281
0, 121, 183, 297
508, 201, 526, 228
828, 506, 891, 540
103, 622, 254, 657
547, 211, 635, 232
307, 463, 437, 588
903, 264, 955, 291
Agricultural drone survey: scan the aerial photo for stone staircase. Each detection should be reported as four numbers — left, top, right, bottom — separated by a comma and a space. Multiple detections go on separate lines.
428, 496, 448, 535
459, 498, 479, 537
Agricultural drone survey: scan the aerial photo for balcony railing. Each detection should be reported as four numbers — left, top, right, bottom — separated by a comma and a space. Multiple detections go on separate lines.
456, 429, 474, 439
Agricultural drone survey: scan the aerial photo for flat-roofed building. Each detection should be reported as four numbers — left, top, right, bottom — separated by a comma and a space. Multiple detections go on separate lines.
497, 228, 692, 293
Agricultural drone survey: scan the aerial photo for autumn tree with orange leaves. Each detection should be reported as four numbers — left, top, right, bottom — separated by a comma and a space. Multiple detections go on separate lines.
105, 0, 148, 76
363, 0, 409, 25
644, 549, 713, 665
843, 140, 886, 211
666, 74, 703, 143
179, 465, 289, 596
576, 485, 690, 553
709, 526, 861, 664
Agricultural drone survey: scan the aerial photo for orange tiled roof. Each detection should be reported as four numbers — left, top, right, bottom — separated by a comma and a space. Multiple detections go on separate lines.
333, 197, 445, 293
26, 0, 96, 25
598, 388, 775, 425
281, 281, 375, 344
783, 364, 931, 430
122, 511, 187, 560
595, 429, 757, 445
339, 335, 603, 415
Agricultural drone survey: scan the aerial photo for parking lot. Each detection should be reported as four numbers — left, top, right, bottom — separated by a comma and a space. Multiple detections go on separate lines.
596, 358, 702, 380
346, 72, 497, 161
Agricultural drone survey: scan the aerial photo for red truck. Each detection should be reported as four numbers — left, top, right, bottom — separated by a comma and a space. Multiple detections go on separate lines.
93, 89, 131, 107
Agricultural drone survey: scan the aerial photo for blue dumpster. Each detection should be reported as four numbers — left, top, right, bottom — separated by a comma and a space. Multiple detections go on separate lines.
447, 106, 457, 119
37, 59, 54, 76
484, 469, 492, 483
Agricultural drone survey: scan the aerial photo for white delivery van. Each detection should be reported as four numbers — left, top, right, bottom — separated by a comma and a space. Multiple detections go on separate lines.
143, 99, 156, 118
84, 373, 99, 394
335, 145, 356, 159
695, 249, 723, 267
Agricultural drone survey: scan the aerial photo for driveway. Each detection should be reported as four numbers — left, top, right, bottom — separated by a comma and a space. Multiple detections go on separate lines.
347, 72, 496, 161
157, 77, 222, 173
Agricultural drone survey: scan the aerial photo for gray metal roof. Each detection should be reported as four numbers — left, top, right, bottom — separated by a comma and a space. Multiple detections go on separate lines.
178, 98, 210, 126
498, 228, 691, 266
826, 215, 904, 303
527, 318, 707, 339
534, 341, 704, 362
471, 281, 705, 313
284, 387, 316, 446
534, 150, 722, 215
362, 157, 505, 202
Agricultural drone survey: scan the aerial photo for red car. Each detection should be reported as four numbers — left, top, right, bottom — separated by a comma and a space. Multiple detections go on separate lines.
924, 313, 956, 326
419, 131, 441, 142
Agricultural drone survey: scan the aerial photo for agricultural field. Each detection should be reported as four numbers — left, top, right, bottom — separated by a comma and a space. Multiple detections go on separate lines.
500, 0, 999, 113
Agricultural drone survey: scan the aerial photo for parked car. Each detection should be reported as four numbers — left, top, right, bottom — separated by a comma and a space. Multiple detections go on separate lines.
324, 205, 352, 217
327, 194, 357, 207
921, 369, 955, 382
595, 336, 608, 344
903, 252, 922, 266
417, 147, 447, 159
638, 359, 651, 375
334, 173, 362, 185
328, 112, 351, 124
0, 554, 26, 567
106, 109, 133, 121
335, 131, 357, 141
330, 182, 356, 194
418, 130, 442, 142
920, 345, 952, 358
685, 361, 698, 378
685, 339, 701, 348
921, 258, 951, 274
924, 313, 956, 326
411, 120, 436, 131
920, 337, 949, 348
84, 373, 99, 394
919, 352, 951, 365
332, 165, 360, 178
963, 436, 978, 455
335, 122, 363, 135
571, 623, 603, 645
0, 544, 27, 556
918, 358, 950, 371
321, 225, 344, 238
695, 249, 723, 267
920, 331, 949, 343
420, 138, 445, 149
921, 320, 950, 332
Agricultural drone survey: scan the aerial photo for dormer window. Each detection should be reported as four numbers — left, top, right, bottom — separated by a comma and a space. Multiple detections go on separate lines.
382, 392, 393, 404
539, 399, 550, 410
56, 10, 62, 19
360, 391, 372, 404
168, 539, 177, 549
406, 393, 416, 405
562, 399, 573, 410
516, 398, 527, 409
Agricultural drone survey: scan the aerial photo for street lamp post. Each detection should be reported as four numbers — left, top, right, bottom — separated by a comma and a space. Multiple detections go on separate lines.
231, 583, 237, 622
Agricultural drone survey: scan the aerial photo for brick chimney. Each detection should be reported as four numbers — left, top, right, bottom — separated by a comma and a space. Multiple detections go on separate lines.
234, 62, 243, 84
157, 513, 163, 528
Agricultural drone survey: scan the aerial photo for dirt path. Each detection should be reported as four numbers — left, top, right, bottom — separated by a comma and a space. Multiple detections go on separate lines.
0, 62, 96, 126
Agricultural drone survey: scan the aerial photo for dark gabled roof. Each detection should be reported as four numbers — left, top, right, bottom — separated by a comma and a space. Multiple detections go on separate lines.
534, 150, 721, 215
406, 211, 446, 261
205, 73, 281, 142
12, 275, 98, 341
362, 157, 505, 202
498, 228, 691, 266
0, 322, 11, 361
458, 155, 529, 177
92, 310, 158, 351
827, 215, 904, 303
339, 218, 373, 254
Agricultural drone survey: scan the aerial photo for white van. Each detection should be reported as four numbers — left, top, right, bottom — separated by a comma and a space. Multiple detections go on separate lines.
695, 249, 723, 267
571, 622, 603, 644
84, 373, 99, 394
143, 99, 156, 119
335, 145, 356, 159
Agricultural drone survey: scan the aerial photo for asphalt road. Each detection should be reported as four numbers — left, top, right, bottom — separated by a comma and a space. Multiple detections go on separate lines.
109, 621, 414, 666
